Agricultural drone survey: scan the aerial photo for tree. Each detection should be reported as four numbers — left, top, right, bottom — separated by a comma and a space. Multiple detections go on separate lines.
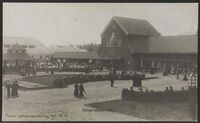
77, 42, 101, 52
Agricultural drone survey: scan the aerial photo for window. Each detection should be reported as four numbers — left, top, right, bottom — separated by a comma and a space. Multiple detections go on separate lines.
154, 61, 159, 68
4, 45, 10, 48
106, 32, 121, 47
29, 45, 35, 48
158, 61, 160, 68
22, 45, 27, 48
113, 24, 115, 29
151, 61, 154, 67
140, 60, 144, 67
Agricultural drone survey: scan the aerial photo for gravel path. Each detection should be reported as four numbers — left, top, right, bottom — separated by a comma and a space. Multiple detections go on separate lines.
2, 73, 189, 121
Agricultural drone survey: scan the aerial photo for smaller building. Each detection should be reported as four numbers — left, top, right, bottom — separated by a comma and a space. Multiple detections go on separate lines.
3, 44, 33, 73
3, 36, 43, 51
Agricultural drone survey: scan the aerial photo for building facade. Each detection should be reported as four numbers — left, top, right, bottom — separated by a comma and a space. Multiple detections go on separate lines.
3, 44, 33, 73
3, 37, 43, 51
98, 16, 197, 72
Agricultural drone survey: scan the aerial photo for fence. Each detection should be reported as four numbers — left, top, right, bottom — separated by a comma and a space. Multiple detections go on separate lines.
121, 86, 197, 102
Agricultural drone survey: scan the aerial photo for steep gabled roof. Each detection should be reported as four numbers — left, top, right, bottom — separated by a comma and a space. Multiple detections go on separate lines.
144, 35, 197, 54
128, 35, 197, 54
101, 16, 161, 37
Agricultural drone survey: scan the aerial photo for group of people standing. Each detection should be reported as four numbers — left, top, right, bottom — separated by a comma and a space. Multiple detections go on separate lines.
74, 75, 86, 98
5, 80, 19, 98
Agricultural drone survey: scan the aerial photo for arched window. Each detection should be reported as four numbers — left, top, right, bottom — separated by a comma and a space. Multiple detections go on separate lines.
106, 32, 121, 47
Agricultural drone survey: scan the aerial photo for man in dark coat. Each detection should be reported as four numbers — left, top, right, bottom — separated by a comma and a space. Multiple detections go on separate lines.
183, 72, 188, 81
78, 82, 86, 98
11, 82, 15, 97
14, 81, 19, 97
133, 74, 142, 87
109, 66, 115, 87
5, 81, 11, 98
110, 74, 114, 87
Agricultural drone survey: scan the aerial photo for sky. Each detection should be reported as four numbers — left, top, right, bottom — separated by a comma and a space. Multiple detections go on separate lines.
3, 3, 198, 47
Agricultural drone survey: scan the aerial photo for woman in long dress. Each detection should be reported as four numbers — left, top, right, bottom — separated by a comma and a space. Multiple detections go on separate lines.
11, 82, 15, 97
74, 83, 79, 97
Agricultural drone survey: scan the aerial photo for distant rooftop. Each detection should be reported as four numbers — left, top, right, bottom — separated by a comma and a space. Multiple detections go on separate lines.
3, 36, 44, 46
27, 45, 88, 55
7, 43, 26, 51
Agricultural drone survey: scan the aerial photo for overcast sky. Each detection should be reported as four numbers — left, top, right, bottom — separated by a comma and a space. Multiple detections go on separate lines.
3, 3, 198, 47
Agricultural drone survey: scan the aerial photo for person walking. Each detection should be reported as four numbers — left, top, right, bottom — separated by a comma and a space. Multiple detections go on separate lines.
110, 74, 114, 87
79, 82, 86, 98
109, 66, 115, 87
183, 72, 188, 81
74, 82, 79, 97
132, 73, 136, 87
14, 81, 19, 97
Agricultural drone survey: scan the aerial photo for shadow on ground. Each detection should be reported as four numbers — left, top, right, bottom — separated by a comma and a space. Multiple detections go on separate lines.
86, 99, 195, 121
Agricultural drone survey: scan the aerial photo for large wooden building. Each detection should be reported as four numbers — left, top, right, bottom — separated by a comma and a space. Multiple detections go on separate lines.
98, 16, 197, 72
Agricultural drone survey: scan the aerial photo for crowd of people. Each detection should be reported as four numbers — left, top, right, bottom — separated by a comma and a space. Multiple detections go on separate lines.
36, 61, 104, 73
3, 62, 36, 76
74, 76, 86, 98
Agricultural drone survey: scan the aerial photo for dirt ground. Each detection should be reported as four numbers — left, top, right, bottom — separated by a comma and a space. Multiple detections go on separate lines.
87, 100, 193, 121
2, 73, 195, 121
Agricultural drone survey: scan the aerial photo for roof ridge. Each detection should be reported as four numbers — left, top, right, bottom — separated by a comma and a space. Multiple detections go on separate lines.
112, 16, 148, 21
112, 16, 160, 36
160, 35, 197, 37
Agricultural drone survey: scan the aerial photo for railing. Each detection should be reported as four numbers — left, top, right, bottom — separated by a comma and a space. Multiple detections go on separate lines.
52, 74, 146, 88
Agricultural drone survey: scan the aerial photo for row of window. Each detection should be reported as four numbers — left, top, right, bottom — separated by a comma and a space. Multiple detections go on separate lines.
8, 50, 26, 54
140, 60, 193, 69
4, 45, 35, 48
106, 40, 121, 47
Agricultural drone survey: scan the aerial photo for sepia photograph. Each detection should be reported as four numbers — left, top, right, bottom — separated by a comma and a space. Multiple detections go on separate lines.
2, 3, 198, 121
